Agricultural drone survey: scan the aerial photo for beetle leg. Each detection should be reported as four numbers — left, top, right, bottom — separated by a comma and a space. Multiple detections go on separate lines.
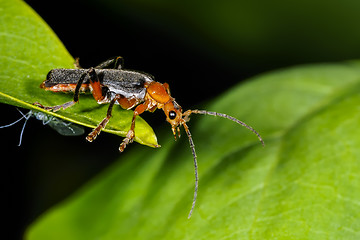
119, 101, 148, 152
86, 94, 121, 142
95, 56, 124, 69
34, 72, 87, 112
74, 57, 82, 69
88, 68, 106, 102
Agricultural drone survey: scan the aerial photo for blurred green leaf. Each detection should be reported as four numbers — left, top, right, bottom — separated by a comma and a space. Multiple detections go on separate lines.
93, 0, 360, 68
26, 61, 360, 239
0, 0, 158, 148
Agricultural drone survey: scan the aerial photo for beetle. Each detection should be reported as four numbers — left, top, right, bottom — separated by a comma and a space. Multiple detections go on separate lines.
35, 56, 264, 218
0, 109, 84, 146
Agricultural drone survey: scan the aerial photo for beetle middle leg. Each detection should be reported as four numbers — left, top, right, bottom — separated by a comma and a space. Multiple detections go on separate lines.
87, 96, 148, 152
86, 94, 121, 142
88, 68, 106, 103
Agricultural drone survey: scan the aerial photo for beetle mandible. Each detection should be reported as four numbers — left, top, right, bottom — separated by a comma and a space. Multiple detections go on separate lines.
35, 56, 264, 218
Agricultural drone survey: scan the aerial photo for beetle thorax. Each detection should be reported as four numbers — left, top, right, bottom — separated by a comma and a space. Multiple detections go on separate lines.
146, 82, 171, 104
145, 81, 184, 128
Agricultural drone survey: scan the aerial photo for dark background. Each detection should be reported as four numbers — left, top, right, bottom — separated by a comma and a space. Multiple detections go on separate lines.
3, 0, 360, 239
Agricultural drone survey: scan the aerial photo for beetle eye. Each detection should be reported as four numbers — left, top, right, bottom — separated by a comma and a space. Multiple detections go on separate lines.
169, 111, 177, 120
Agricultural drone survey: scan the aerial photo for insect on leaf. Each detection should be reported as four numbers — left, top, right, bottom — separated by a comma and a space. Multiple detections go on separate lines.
0, 0, 158, 148
27, 60, 360, 239
6, 0, 360, 239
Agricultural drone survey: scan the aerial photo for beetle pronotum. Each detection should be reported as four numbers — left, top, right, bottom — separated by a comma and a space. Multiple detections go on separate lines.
34, 56, 264, 218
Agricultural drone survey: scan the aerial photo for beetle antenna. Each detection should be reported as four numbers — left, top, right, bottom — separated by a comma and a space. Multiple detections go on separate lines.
184, 110, 264, 147
182, 122, 198, 219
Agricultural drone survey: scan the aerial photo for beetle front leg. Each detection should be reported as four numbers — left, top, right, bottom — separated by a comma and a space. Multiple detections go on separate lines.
119, 102, 148, 152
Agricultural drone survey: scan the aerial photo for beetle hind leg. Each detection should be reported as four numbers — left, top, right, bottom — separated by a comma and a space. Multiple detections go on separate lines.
34, 70, 88, 112
34, 100, 76, 112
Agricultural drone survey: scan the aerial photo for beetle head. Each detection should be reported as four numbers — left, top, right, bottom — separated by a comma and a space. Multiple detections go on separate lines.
163, 100, 185, 139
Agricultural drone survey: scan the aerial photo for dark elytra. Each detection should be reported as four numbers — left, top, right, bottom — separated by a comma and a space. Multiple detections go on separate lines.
45, 68, 151, 95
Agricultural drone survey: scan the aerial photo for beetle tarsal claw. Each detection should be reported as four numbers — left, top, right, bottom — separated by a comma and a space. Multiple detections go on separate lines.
119, 129, 135, 152
86, 117, 110, 142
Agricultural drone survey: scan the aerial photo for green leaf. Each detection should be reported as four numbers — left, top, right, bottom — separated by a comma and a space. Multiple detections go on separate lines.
26, 61, 360, 239
0, 0, 158, 148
